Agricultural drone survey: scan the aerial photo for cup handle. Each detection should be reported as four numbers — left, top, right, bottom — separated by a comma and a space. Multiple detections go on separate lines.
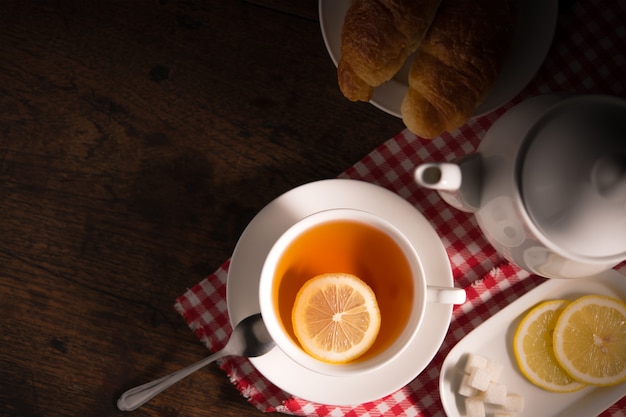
426, 286, 466, 305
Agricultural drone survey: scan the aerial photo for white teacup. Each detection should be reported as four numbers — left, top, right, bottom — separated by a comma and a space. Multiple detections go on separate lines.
259, 208, 465, 377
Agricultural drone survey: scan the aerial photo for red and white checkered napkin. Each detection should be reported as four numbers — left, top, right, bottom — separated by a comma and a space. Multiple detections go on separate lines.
175, 1, 626, 415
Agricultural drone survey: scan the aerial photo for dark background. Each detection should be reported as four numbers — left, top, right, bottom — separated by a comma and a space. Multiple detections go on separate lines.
0, 1, 404, 416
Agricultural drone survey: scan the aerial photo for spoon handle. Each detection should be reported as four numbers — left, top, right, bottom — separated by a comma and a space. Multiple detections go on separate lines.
117, 349, 227, 411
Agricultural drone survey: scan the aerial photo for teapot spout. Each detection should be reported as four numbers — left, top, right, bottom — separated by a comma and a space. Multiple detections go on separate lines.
415, 163, 462, 191
414, 155, 482, 213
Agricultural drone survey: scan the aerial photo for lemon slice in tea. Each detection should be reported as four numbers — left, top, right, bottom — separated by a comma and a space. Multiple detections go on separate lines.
292, 273, 381, 364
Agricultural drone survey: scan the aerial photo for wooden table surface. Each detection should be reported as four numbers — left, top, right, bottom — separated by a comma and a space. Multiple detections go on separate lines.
0, 1, 405, 416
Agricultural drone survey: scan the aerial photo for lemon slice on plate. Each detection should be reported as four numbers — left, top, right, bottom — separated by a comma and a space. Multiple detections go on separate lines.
292, 273, 381, 364
553, 295, 626, 386
513, 300, 587, 393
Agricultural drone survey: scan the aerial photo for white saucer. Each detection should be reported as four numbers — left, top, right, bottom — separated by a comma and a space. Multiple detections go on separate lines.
226, 179, 455, 406
319, 0, 558, 118
440, 269, 626, 417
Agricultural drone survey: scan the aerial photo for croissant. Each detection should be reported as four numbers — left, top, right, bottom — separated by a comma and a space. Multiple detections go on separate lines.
338, 0, 443, 102
401, 0, 515, 138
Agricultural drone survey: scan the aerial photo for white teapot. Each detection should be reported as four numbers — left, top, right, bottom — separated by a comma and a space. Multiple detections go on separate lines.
414, 94, 626, 278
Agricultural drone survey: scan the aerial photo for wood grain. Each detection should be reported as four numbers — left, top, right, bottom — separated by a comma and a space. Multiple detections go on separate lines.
0, 1, 404, 416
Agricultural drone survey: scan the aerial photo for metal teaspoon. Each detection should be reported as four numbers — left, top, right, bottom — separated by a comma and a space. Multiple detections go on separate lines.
117, 313, 275, 411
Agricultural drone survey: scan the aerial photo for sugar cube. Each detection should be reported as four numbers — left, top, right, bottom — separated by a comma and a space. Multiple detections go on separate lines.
468, 367, 491, 391
486, 359, 504, 382
464, 353, 488, 373
483, 383, 507, 405
503, 393, 525, 412
458, 373, 478, 397
464, 397, 486, 417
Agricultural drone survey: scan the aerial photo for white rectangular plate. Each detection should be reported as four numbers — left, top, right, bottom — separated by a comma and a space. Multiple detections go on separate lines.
440, 269, 626, 417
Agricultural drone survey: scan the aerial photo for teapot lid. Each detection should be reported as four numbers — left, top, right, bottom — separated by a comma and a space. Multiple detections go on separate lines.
520, 95, 626, 262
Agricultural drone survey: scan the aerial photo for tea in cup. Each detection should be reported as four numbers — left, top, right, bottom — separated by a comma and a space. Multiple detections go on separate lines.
259, 208, 465, 376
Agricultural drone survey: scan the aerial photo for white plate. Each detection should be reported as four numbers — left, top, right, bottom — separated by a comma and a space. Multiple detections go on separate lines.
319, 0, 558, 118
440, 269, 626, 417
226, 179, 455, 406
